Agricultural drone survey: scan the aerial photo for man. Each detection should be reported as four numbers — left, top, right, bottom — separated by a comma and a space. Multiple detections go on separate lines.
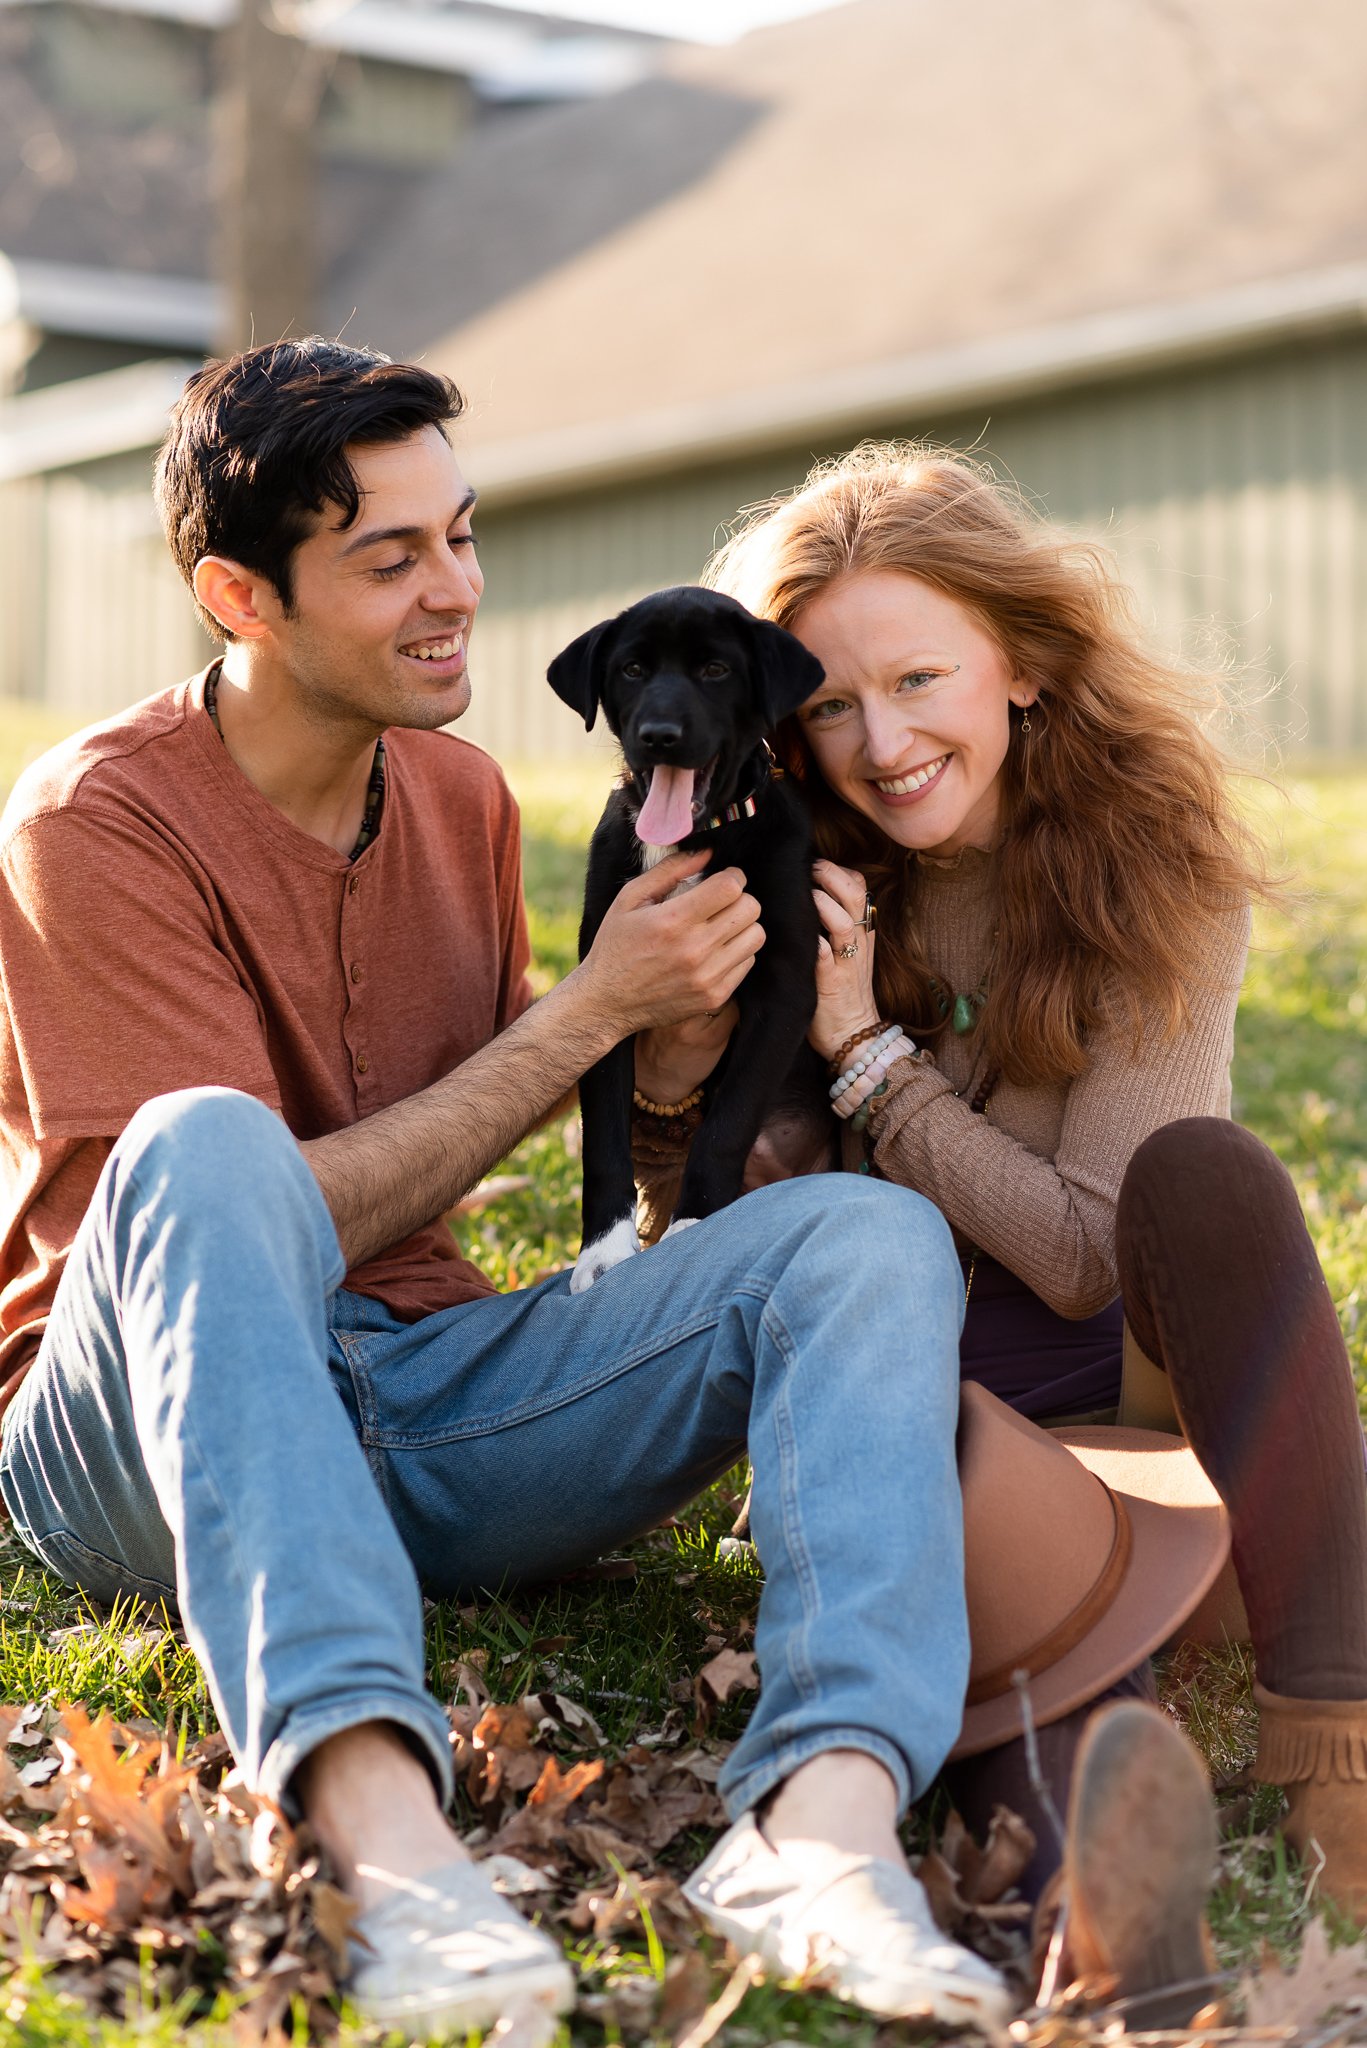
0, 339, 1008, 2035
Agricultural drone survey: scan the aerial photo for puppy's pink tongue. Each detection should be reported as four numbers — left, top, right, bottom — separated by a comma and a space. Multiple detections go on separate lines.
635, 764, 697, 845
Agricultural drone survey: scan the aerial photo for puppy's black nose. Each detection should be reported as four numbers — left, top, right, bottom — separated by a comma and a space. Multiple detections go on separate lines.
637, 720, 684, 752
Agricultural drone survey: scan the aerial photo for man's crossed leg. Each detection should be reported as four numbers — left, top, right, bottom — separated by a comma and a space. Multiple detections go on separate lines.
0, 1087, 1008, 2031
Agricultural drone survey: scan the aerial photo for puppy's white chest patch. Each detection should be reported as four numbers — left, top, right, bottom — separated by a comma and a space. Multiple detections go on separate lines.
640, 840, 703, 898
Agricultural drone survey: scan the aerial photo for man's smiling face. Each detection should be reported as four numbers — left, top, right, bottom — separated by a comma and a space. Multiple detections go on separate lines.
269, 425, 484, 734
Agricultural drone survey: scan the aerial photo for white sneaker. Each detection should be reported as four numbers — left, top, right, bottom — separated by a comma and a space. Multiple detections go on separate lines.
683, 1816, 1013, 2030
346, 1858, 574, 2036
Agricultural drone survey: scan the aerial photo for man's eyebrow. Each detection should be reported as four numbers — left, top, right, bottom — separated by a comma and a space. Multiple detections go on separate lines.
337, 488, 478, 560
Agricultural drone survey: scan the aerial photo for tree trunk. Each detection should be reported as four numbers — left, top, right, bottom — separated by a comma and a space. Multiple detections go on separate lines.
218, 0, 319, 354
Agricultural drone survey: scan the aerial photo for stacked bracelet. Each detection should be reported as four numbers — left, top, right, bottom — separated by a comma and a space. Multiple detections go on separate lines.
828, 1025, 900, 1103
830, 1031, 916, 1122
827, 1022, 888, 1076
633, 1086, 705, 1118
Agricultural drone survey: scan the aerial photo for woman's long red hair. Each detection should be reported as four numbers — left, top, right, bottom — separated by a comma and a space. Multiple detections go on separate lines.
707, 444, 1264, 1088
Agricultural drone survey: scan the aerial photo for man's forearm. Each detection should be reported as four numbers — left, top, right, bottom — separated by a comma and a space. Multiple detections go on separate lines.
300, 971, 615, 1268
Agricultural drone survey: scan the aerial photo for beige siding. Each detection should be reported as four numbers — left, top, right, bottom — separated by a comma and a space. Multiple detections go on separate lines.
0, 450, 215, 714
4, 333, 1367, 759
462, 332, 1367, 762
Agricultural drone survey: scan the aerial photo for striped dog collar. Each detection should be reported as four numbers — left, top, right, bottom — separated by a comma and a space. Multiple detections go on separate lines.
694, 789, 760, 833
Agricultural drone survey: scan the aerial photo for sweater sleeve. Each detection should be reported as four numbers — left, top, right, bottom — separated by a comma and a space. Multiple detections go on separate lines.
866, 904, 1250, 1318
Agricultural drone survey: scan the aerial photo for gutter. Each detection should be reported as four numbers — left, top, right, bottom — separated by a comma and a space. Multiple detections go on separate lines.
0, 357, 200, 481
0, 255, 221, 350
466, 261, 1367, 508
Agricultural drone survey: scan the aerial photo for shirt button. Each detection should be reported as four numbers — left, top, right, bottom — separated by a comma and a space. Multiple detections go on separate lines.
348, 875, 360, 896
356, 1054, 369, 1074
350, 963, 362, 983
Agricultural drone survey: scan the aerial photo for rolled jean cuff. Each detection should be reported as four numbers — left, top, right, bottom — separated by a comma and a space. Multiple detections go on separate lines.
258, 1691, 455, 1819
720, 1725, 914, 1823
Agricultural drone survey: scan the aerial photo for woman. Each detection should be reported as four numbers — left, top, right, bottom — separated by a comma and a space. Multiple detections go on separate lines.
634, 443, 1367, 1923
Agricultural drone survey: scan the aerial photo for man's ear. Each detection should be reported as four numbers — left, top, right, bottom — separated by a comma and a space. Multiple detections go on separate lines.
193, 557, 275, 640
749, 617, 826, 727
547, 618, 613, 732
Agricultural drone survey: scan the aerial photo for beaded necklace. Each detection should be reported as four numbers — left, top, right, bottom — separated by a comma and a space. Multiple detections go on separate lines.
203, 668, 386, 861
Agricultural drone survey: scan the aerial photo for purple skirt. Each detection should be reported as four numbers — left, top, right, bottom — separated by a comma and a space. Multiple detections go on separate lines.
959, 1252, 1124, 1421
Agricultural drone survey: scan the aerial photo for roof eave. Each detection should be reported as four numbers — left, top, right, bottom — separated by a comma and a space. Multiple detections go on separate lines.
465, 261, 1367, 508
0, 357, 201, 482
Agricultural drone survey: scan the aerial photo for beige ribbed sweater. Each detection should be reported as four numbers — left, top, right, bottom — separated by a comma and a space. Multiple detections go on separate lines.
865, 847, 1249, 1317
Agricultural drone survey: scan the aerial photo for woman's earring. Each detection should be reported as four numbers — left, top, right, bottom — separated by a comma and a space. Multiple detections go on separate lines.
1020, 705, 1032, 737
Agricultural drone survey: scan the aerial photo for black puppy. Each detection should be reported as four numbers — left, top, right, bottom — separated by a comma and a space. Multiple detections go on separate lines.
548, 586, 825, 1291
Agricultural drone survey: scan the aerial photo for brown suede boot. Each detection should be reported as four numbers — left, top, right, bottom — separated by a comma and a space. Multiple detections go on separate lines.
1043, 1701, 1223, 2028
1255, 1684, 1367, 1926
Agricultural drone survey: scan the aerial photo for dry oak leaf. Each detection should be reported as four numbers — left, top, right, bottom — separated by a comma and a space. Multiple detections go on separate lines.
566, 1869, 695, 1949
480, 1755, 607, 1863
54, 1704, 195, 1893
599, 1746, 727, 1852
693, 1647, 758, 1727
470, 1702, 548, 1806
1241, 1917, 1367, 2029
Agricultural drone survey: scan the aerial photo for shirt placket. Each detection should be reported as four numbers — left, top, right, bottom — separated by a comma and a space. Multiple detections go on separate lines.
339, 862, 378, 1111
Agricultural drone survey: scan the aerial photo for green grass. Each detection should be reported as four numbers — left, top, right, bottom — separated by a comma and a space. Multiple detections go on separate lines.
0, 705, 1365, 2043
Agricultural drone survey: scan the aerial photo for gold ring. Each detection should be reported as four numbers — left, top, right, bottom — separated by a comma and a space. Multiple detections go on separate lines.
838, 941, 859, 960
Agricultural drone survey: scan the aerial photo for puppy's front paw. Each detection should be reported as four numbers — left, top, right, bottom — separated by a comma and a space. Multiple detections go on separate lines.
571, 1214, 642, 1293
661, 1215, 701, 1242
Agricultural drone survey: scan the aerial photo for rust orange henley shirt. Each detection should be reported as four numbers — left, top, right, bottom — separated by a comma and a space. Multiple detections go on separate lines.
0, 667, 534, 1424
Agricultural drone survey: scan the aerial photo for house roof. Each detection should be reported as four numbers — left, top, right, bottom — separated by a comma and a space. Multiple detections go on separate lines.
0, 0, 660, 95
0, 0, 662, 298
347, 0, 1367, 492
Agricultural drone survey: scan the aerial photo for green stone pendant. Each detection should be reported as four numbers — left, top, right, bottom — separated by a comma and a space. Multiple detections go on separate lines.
952, 992, 980, 1035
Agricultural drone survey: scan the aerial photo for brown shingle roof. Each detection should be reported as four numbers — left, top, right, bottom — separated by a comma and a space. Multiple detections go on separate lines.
341, 0, 1367, 459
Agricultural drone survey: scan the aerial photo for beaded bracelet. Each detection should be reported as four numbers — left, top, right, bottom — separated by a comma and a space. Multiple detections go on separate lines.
828, 1025, 901, 1103
849, 1080, 891, 1134
827, 1022, 889, 1077
833, 1033, 916, 1122
833, 1052, 894, 1120
633, 1085, 705, 1118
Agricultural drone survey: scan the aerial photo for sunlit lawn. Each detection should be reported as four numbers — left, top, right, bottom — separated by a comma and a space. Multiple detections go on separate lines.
0, 699, 1363, 2042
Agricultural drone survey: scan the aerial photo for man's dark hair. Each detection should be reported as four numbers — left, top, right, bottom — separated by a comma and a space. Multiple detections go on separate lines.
154, 337, 466, 640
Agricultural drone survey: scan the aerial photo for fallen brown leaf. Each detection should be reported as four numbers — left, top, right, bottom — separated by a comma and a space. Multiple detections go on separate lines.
658, 1948, 715, 2042
675, 1952, 761, 2048
1241, 1918, 1367, 2029
693, 1647, 758, 1728
308, 1877, 358, 1975
565, 1869, 693, 1946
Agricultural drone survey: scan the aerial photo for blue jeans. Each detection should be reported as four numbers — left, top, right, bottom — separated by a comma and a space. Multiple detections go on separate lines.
0, 1089, 969, 1821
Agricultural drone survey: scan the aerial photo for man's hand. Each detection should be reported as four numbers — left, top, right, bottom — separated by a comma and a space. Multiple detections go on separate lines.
574, 851, 764, 1037
301, 850, 763, 1271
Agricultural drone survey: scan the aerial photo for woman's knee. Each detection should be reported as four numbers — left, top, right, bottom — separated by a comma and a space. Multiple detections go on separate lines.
1121, 1117, 1298, 1238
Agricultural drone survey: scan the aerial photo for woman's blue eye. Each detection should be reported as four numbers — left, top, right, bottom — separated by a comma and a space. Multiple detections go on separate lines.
897, 670, 940, 691
806, 697, 852, 722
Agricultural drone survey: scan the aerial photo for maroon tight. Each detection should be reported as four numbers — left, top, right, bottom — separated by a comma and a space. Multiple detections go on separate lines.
944, 1117, 1367, 1898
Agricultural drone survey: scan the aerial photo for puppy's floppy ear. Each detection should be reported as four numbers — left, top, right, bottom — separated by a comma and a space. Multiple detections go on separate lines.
748, 617, 827, 727
547, 619, 613, 731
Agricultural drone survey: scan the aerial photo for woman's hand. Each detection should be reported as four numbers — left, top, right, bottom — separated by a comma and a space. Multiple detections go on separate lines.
810, 858, 881, 1061
635, 1004, 738, 1106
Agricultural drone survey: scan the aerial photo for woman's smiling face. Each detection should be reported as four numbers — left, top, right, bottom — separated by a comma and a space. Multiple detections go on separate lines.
792, 568, 1033, 858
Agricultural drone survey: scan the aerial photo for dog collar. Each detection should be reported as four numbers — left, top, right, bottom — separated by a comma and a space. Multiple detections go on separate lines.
693, 789, 760, 834
692, 748, 779, 833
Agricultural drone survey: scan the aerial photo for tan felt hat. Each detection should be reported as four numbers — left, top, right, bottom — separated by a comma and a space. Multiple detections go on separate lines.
951, 1383, 1231, 1760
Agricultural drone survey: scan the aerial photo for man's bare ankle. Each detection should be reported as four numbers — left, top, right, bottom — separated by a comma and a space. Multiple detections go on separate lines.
763, 1750, 906, 1872
296, 1721, 466, 1910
